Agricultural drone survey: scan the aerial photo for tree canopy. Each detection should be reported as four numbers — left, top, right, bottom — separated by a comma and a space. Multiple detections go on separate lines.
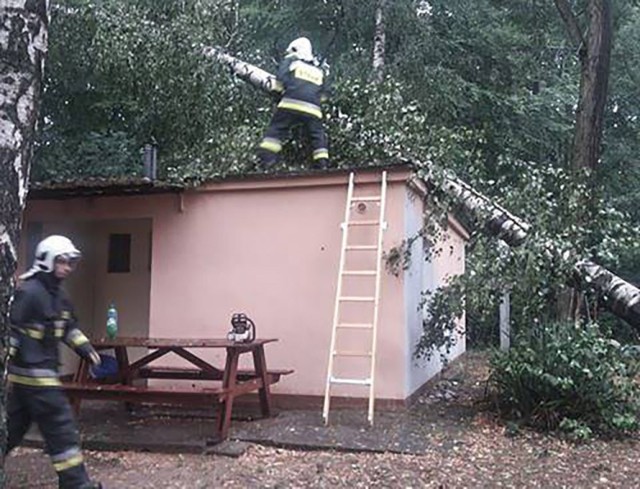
34, 0, 640, 341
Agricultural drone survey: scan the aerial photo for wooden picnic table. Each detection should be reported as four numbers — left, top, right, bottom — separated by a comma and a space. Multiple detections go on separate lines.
62, 337, 292, 443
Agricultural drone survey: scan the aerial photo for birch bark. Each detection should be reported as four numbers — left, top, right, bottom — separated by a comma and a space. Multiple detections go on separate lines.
202, 46, 280, 95
0, 0, 49, 461
372, 0, 387, 84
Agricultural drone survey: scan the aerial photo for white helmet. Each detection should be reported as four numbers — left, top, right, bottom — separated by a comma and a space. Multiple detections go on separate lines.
286, 37, 313, 61
21, 235, 81, 279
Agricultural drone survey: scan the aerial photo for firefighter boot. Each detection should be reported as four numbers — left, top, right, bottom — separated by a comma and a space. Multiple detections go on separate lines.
311, 158, 329, 170
80, 482, 103, 489
257, 149, 279, 169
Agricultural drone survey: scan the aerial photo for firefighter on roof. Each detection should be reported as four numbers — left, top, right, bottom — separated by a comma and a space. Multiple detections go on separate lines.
258, 37, 330, 169
6, 235, 102, 489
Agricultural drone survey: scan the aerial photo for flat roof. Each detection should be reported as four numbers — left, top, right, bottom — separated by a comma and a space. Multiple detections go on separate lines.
27, 164, 404, 200
28, 177, 184, 200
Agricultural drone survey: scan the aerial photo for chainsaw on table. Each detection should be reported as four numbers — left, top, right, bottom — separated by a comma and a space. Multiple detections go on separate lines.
227, 313, 256, 343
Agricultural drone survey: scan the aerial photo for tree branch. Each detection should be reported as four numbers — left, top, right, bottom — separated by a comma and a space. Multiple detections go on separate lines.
554, 0, 586, 49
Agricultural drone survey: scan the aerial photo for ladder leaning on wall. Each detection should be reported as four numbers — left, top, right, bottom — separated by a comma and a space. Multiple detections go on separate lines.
322, 171, 388, 426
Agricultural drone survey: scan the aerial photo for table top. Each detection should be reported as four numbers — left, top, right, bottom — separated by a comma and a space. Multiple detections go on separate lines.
90, 337, 277, 348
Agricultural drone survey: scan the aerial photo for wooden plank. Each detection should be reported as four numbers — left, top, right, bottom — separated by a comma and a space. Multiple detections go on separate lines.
172, 347, 220, 373
324, 172, 354, 424
62, 383, 227, 406
135, 366, 292, 381
253, 345, 272, 416
126, 347, 171, 373
347, 220, 379, 226
137, 367, 224, 381
62, 383, 224, 394
217, 349, 239, 438
368, 170, 388, 426
91, 337, 278, 349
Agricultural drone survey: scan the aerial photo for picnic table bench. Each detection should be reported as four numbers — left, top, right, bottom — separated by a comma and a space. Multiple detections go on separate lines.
62, 337, 292, 443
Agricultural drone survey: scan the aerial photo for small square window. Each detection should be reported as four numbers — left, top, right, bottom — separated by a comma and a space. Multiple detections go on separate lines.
108, 234, 131, 273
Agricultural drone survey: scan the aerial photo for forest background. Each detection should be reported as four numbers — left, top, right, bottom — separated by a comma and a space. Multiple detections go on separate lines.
35, 0, 640, 346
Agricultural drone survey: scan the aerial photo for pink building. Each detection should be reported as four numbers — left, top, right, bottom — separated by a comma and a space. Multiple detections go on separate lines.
21, 167, 467, 408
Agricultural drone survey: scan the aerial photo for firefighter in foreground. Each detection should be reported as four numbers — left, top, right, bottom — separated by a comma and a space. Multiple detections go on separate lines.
258, 37, 330, 169
6, 235, 102, 489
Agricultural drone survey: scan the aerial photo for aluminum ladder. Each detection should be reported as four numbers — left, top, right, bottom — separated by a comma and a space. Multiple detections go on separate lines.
322, 171, 388, 426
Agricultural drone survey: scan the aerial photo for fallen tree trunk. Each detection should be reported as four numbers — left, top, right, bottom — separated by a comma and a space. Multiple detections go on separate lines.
202, 46, 280, 95
428, 169, 640, 327
574, 260, 640, 326
203, 47, 640, 328
431, 172, 640, 327
438, 173, 530, 248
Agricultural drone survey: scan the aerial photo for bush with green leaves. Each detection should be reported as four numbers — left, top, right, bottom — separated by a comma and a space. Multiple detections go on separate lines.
489, 321, 640, 438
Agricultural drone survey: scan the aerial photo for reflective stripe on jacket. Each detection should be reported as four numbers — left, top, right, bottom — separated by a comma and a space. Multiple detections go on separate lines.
9, 273, 97, 387
275, 55, 327, 119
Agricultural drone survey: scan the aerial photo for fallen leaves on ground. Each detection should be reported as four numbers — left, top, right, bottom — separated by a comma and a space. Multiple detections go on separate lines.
5, 351, 640, 488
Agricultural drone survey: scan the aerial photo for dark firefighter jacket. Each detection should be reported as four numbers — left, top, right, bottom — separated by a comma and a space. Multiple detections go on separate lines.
8, 272, 97, 387
273, 54, 328, 119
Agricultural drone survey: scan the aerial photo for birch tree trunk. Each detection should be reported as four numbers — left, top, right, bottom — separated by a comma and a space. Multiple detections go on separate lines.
372, 0, 387, 84
432, 169, 640, 328
202, 46, 280, 95
439, 173, 530, 247
0, 0, 49, 465
574, 260, 640, 327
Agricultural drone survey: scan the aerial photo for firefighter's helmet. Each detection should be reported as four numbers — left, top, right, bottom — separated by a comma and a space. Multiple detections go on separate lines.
21, 235, 81, 279
286, 37, 313, 61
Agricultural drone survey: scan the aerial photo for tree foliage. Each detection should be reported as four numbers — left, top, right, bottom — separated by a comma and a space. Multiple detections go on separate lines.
489, 322, 640, 438
34, 1, 640, 341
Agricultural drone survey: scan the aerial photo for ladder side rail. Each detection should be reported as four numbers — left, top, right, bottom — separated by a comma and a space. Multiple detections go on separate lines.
323, 172, 355, 424
368, 171, 388, 425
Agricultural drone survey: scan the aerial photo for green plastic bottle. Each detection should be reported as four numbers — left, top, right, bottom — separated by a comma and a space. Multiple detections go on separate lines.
106, 303, 118, 339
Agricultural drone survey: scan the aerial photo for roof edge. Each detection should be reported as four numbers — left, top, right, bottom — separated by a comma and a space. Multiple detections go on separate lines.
28, 177, 183, 200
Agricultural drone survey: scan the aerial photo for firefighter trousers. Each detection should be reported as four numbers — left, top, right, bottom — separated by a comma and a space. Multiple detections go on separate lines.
258, 109, 329, 167
6, 384, 95, 489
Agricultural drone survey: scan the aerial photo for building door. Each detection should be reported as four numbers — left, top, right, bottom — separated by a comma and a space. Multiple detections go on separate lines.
91, 219, 152, 340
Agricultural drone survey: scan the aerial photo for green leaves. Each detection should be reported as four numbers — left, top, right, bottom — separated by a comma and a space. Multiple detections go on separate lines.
34, 131, 139, 181
40, 0, 253, 182
32, 1, 640, 345
489, 322, 640, 437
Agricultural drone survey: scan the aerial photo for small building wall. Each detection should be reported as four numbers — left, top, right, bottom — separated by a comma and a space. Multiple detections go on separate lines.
22, 169, 467, 404
403, 185, 467, 398
146, 172, 408, 400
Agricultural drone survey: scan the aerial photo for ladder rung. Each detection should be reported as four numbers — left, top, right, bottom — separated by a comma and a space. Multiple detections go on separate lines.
330, 377, 372, 386
347, 220, 379, 226
337, 323, 373, 329
345, 245, 377, 251
342, 270, 376, 276
351, 196, 381, 202
334, 350, 372, 357
339, 296, 375, 302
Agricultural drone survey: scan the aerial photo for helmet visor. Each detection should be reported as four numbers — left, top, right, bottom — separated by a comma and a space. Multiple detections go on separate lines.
55, 252, 81, 269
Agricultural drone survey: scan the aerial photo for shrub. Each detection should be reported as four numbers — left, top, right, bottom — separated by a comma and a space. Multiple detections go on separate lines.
488, 321, 640, 438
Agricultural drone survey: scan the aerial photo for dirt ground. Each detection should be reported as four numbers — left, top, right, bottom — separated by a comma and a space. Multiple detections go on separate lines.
5, 351, 640, 488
